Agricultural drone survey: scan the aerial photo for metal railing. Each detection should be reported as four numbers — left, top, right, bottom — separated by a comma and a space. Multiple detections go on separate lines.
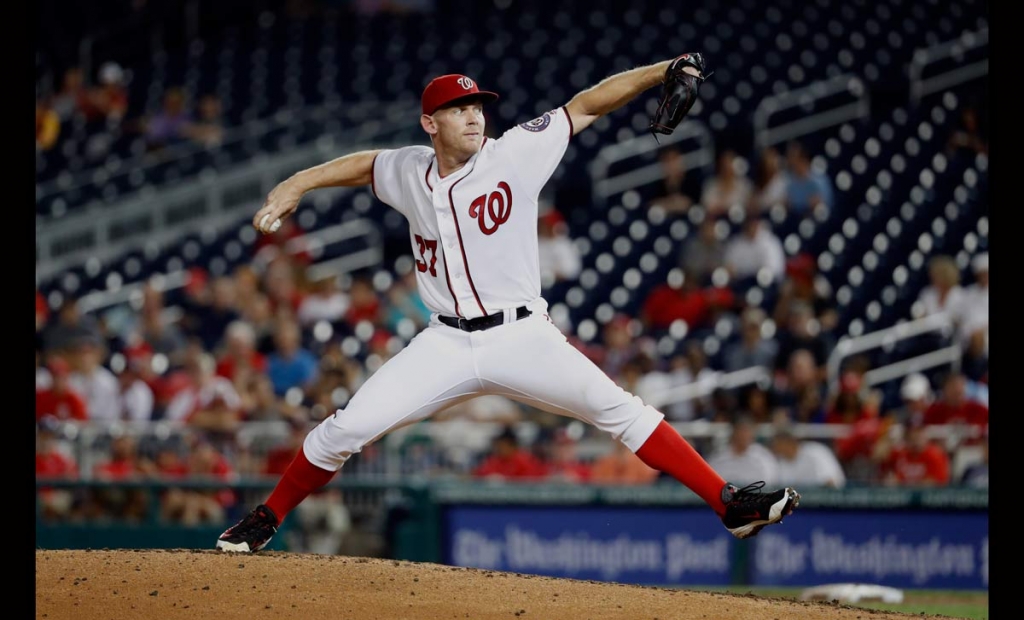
753, 73, 870, 150
826, 313, 959, 393
36, 98, 419, 283
643, 366, 772, 409
40, 412, 984, 484
68, 217, 383, 320
909, 27, 989, 106
588, 120, 714, 208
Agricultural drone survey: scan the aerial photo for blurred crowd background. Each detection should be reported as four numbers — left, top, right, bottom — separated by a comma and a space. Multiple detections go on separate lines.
37, 0, 988, 555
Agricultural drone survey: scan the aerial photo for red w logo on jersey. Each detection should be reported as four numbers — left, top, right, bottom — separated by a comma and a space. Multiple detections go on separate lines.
468, 182, 513, 235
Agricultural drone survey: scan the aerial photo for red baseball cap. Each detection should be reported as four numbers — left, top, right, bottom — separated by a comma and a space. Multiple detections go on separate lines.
421, 74, 499, 115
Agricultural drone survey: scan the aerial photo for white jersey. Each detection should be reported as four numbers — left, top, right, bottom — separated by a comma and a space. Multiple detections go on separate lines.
371, 106, 573, 319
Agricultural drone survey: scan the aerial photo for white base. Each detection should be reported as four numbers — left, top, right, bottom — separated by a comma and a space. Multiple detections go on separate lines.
799, 583, 905, 604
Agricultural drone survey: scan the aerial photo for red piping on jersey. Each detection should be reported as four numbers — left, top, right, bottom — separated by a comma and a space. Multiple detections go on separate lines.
448, 173, 488, 317
370, 153, 380, 199
561, 105, 574, 139
425, 160, 434, 191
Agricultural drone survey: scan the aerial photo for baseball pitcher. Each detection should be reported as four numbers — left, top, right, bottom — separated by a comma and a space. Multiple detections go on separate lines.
218, 54, 799, 553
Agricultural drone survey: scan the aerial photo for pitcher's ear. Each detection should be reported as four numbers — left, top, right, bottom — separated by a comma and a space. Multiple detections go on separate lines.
421, 114, 438, 136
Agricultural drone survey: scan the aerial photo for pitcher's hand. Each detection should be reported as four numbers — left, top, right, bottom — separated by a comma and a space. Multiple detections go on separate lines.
253, 180, 304, 234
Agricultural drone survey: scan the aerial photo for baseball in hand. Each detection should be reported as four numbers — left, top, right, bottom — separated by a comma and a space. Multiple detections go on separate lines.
260, 214, 282, 233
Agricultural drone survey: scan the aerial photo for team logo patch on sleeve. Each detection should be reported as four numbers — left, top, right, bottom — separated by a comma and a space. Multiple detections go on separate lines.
519, 111, 552, 132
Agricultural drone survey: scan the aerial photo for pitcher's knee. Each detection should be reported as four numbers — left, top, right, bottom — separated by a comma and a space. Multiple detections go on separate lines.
302, 412, 371, 471
596, 398, 664, 452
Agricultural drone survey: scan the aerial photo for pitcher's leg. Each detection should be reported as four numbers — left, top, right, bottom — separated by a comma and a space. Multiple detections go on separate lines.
477, 317, 727, 513
252, 327, 477, 534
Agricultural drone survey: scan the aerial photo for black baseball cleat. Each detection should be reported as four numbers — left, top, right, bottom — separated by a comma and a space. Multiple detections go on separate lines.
216, 504, 279, 553
720, 481, 800, 539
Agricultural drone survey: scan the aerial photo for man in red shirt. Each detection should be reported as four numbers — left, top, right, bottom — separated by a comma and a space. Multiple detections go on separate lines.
35, 357, 89, 422
472, 427, 547, 480
924, 373, 988, 441
880, 421, 951, 486
641, 267, 735, 332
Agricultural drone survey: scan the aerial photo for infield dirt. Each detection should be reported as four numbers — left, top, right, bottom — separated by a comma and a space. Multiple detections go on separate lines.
36, 549, 972, 619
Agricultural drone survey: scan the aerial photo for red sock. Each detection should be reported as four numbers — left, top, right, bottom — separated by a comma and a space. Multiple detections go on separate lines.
635, 421, 728, 516
264, 447, 337, 524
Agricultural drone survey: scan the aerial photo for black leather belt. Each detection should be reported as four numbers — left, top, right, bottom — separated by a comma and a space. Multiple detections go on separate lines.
438, 306, 532, 332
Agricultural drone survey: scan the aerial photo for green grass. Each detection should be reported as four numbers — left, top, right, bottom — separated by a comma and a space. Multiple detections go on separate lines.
689, 586, 988, 619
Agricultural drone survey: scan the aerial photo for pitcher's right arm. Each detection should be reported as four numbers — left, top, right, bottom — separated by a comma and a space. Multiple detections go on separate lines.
253, 149, 382, 233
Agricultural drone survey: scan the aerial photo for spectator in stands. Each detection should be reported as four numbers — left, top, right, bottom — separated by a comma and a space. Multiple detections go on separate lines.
722, 307, 778, 373
700, 149, 754, 218
42, 296, 102, 355
88, 434, 149, 521
913, 254, 967, 324
472, 426, 547, 480
115, 356, 155, 422
770, 424, 846, 488
595, 314, 647, 380
876, 421, 951, 487
142, 87, 193, 151
924, 372, 988, 440
784, 140, 834, 215
707, 415, 778, 486
773, 252, 836, 331
640, 267, 735, 333
215, 320, 268, 382
344, 274, 384, 328
182, 94, 225, 148
51, 66, 89, 122
240, 293, 278, 355
825, 372, 878, 424
36, 357, 89, 423
537, 209, 582, 288
739, 385, 774, 424
188, 276, 242, 352
538, 426, 592, 483
946, 104, 987, 158
772, 301, 829, 379
886, 372, 934, 426
297, 274, 350, 327
958, 252, 988, 353
91, 62, 129, 124
771, 349, 827, 424
751, 146, 789, 212
136, 286, 188, 363
66, 336, 121, 423
35, 96, 61, 151
36, 418, 79, 520
266, 318, 319, 397
384, 268, 432, 333
161, 440, 237, 525
590, 438, 660, 485
232, 265, 263, 312
653, 146, 700, 214
165, 352, 244, 438
678, 217, 726, 285
723, 213, 786, 283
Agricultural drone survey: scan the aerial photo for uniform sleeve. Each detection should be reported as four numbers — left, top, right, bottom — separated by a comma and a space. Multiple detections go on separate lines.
371, 146, 429, 217
493, 106, 574, 197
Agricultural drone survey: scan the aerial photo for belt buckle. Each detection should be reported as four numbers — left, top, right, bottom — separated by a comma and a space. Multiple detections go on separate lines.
458, 317, 471, 331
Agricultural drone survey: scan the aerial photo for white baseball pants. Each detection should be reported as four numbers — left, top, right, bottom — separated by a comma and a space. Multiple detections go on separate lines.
302, 298, 665, 471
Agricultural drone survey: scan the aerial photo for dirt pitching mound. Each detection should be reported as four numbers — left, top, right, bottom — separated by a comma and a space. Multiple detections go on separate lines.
36, 549, 956, 620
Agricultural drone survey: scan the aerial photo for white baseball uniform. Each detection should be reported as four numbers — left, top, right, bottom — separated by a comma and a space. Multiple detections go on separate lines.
302, 106, 665, 471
